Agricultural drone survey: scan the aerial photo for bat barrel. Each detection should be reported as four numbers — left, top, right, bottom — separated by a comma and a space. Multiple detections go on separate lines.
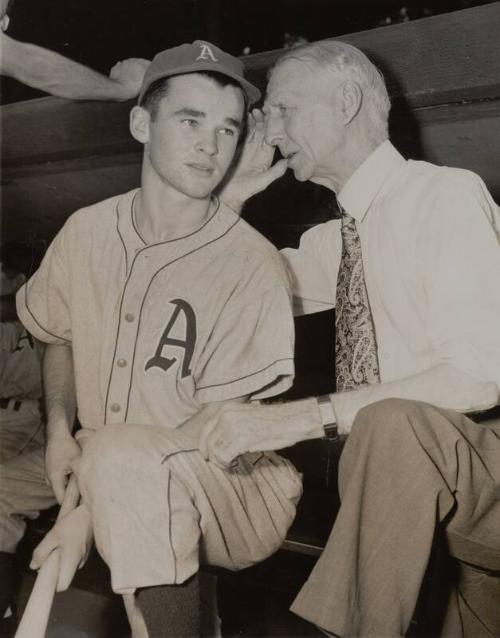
14, 551, 60, 638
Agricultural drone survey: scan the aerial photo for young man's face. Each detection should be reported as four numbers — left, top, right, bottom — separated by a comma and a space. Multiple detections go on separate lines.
142, 73, 244, 200
264, 59, 345, 184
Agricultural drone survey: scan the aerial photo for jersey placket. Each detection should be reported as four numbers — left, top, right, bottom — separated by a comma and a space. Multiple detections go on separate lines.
105, 194, 237, 423
105, 248, 154, 423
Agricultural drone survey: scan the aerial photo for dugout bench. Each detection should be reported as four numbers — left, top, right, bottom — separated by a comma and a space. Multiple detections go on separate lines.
3, 2, 500, 634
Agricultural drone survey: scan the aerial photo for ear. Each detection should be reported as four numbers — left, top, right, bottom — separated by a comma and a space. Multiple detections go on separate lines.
130, 106, 151, 145
0, 14, 10, 31
340, 81, 362, 125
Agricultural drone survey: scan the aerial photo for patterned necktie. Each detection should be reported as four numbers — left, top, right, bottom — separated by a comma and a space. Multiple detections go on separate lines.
335, 212, 380, 392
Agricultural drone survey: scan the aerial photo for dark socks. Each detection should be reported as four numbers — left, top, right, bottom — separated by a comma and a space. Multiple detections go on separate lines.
137, 573, 200, 638
0, 552, 16, 619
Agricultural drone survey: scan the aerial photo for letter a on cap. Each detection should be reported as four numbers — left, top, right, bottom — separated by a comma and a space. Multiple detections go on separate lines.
197, 43, 218, 62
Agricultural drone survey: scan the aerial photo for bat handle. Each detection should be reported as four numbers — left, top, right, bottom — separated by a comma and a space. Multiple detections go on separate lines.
14, 475, 80, 638
55, 474, 80, 521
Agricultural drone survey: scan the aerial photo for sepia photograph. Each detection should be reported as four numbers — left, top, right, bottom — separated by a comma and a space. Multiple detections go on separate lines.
1, 1, 499, 636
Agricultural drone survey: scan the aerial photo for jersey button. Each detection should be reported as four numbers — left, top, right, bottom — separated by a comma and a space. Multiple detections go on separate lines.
124, 313, 135, 322
117, 358, 127, 368
110, 403, 121, 413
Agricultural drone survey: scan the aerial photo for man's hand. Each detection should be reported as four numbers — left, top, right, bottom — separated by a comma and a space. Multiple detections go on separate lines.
45, 432, 81, 504
30, 504, 93, 592
199, 399, 323, 468
109, 58, 150, 100
218, 109, 288, 213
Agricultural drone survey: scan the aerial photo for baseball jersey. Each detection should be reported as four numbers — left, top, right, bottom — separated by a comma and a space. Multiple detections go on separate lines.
0, 321, 42, 400
17, 189, 295, 431
0, 321, 43, 461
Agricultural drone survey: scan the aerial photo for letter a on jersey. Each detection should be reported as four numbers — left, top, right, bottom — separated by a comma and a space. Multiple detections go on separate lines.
196, 43, 218, 62
145, 299, 196, 377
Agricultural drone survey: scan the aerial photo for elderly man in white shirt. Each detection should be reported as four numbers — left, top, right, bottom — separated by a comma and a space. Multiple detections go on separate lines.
211, 40, 500, 637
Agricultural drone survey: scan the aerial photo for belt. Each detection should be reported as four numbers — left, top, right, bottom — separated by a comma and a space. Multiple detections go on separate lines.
467, 404, 500, 423
0, 398, 22, 411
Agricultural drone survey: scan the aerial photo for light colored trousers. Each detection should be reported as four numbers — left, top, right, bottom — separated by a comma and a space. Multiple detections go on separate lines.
2, 418, 301, 638
77, 423, 302, 594
0, 403, 55, 553
292, 398, 500, 638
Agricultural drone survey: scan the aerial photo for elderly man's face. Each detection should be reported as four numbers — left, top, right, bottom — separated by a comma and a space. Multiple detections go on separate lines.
264, 59, 344, 184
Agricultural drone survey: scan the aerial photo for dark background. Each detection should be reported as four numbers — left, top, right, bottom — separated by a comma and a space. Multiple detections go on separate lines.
1, 0, 495, 104
3, 1, 498, 401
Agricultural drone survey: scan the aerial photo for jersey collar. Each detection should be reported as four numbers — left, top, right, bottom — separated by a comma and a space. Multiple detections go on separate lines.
115, 188, 240, 270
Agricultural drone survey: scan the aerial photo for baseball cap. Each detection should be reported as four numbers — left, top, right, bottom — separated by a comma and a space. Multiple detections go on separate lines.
139, 40, 261, 105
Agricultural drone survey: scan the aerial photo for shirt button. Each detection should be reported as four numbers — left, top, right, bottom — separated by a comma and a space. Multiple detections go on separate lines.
117, 358, 127, 368
124, 313, 135, 322
110, 403, 121, 413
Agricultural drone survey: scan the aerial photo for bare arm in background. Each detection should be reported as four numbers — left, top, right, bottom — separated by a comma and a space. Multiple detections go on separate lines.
0, 32, 149, 101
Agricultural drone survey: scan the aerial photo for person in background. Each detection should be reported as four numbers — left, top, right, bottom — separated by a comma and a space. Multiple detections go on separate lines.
0, 0, 149, 101
0, 242, 47, 637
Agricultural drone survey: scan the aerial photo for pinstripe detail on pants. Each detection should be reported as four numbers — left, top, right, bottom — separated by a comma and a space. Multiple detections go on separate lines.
78, 423, 302, 594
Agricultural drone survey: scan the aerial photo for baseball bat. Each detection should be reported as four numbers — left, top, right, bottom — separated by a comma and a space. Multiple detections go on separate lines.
15, 474, 80, 638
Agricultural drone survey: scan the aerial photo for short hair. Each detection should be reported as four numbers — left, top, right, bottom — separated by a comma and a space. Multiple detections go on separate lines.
139, 71, 248, 121
274, 41, 391, 143
1, 241, 45, 278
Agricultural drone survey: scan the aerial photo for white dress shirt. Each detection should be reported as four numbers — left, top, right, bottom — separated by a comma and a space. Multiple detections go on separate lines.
282, 141, 500, 423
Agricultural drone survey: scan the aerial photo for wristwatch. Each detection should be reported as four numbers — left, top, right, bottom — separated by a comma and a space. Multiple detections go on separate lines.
317, 394, 339, 440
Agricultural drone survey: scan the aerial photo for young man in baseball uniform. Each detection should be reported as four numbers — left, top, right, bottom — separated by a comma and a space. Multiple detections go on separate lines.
16, 41, 301, 637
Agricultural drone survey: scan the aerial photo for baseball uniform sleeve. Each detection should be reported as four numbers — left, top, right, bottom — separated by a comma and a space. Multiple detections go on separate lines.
0, 322, 23, 352
16, 224, 73, 345
195, 282, 295, 403
280, 221, 340, 316
0, 322, 43, 399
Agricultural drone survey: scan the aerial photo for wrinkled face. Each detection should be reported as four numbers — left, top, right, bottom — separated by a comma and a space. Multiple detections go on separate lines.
141, 73, 244, 200
0, 0, 10, 31
264, 59, 344, 183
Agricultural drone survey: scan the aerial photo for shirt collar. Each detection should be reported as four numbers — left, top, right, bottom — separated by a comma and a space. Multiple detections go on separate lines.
337, 140, 405, 222
115, 188, 240, 272
116, 188, 144, 255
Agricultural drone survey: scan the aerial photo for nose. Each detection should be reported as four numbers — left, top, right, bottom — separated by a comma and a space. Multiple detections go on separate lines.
196, 130, 218, 157
264, 111, 284, 147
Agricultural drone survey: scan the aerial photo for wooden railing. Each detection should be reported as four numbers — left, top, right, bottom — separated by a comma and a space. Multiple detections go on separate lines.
2, 3, 499, 246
